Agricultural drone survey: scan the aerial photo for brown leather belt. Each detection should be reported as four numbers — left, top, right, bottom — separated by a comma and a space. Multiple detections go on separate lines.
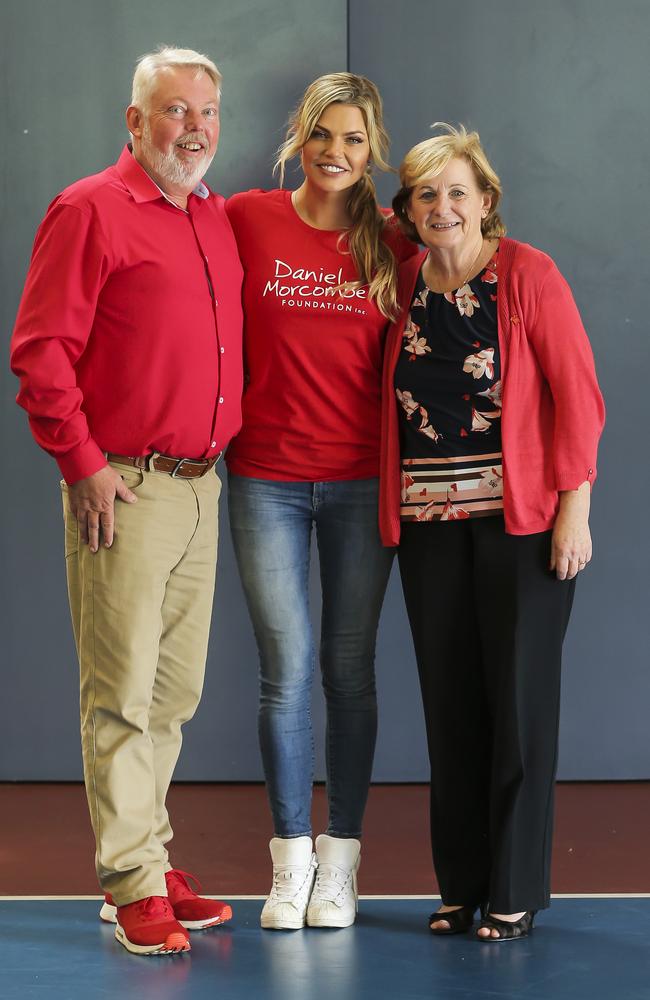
106, 451, 222, 479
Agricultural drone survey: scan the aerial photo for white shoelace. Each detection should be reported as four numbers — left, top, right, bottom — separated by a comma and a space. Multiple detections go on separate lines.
313, 863, 352, 903
269, 860, 316, 902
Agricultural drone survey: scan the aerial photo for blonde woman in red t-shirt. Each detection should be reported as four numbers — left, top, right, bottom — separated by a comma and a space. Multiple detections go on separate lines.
225, 74, 415, 930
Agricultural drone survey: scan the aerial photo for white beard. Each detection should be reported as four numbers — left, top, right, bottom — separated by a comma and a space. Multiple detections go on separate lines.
140, 122, 214, 192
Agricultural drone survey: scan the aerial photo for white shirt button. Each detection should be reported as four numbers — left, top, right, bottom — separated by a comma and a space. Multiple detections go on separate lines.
219, 396, 224, 404
211, 441, 217, 448
220, 347, 225, 354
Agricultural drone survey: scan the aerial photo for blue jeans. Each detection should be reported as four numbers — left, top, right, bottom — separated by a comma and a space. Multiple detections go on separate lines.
228, 474, 394, 838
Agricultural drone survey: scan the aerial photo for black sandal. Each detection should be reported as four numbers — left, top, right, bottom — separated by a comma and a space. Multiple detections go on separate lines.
477, 910, 536, 942
429, 904, 478, 935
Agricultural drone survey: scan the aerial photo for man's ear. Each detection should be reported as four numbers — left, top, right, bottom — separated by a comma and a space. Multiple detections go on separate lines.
126, 105, 143, 138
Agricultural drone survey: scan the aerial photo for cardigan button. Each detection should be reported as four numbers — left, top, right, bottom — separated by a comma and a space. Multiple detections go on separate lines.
510, 315, 519, 324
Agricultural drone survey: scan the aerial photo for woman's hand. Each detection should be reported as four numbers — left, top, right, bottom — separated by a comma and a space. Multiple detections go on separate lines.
550, 481, 592, 580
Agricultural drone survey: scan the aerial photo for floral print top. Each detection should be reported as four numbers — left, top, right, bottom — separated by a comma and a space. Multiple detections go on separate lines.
395, 248, 504, 522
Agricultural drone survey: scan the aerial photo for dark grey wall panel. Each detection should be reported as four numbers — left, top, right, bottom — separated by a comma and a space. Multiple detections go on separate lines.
350, 0, 649, 778
3, 0, 647, 782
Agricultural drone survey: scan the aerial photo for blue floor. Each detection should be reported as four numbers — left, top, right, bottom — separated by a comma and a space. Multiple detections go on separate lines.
1, 898, 649, 1000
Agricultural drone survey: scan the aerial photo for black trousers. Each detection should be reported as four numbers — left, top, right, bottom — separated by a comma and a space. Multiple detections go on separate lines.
398, 516, 576, 912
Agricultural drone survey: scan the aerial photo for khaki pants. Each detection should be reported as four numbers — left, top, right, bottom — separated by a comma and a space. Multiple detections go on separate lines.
62, 460, 221, 905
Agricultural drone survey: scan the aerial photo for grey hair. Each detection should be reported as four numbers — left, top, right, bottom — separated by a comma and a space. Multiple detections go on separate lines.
131, 45, 222, 110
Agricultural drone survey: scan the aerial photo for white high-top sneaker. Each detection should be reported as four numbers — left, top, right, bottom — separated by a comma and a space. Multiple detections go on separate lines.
306, 834, 360, 928
260, 836, 317, 930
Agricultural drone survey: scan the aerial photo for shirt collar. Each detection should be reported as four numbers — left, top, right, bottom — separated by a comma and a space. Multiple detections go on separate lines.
115, 144, 210, 205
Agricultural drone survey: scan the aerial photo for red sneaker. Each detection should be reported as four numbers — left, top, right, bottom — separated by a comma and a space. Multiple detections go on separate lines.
100, 869, 232, 931
166, 869, 233, 930
113, 896, 190, 955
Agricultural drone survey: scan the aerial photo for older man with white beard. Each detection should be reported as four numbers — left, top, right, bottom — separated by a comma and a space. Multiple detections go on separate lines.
11, 47, 243, 956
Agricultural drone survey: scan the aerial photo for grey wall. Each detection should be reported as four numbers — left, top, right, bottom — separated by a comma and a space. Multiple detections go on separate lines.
350, 0, 650, 778
1, 0, 647, 781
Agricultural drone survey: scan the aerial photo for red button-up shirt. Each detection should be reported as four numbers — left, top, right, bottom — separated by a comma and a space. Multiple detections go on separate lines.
11, 145, 243, 484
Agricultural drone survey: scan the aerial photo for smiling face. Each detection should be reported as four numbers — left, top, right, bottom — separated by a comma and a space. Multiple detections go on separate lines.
408, 156, 492, 252
300, 103, 370, 193
127, 65, 220, 196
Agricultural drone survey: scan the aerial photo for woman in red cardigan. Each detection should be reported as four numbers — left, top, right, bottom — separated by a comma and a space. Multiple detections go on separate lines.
381, 124, 605, 941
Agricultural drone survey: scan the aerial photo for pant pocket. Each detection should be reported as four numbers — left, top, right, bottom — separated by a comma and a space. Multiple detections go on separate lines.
108, 463, 146, 493
60, 481, 79, 559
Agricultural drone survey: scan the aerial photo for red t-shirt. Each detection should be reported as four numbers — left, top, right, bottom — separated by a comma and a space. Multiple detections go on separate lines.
225, 188, 416, 481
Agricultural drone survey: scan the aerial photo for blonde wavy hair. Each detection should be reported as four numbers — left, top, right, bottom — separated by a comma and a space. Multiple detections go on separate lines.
393, 123, 506, 241
276, 73, 399, 319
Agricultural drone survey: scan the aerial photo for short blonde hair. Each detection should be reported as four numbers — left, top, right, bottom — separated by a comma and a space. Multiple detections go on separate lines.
132, 45, 222, 110
393, 123, 506, 241
275, 73, 399, 319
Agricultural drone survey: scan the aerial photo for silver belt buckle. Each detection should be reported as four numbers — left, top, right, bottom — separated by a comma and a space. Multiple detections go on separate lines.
170, 457, 193, 478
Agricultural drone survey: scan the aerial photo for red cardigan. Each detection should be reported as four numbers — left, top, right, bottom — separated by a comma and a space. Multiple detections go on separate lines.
380, 237, 606, 545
